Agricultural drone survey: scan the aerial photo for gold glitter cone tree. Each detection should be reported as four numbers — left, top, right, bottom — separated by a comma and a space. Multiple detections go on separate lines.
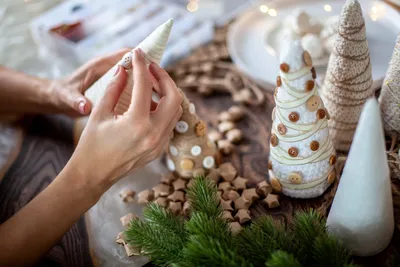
321, 0, 373, 152
378, 34, 400, 134
166, 92, 218, 178
269, 41, 336, 199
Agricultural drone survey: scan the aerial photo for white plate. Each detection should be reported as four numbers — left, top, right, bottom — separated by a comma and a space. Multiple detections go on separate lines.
228, 0, 400, 91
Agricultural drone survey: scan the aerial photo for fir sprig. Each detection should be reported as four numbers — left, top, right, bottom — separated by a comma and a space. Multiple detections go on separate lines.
266, 251, 302, 267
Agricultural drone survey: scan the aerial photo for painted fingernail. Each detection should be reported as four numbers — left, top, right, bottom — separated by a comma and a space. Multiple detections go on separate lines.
113, 66, 120, 76
78, 101, 86, 114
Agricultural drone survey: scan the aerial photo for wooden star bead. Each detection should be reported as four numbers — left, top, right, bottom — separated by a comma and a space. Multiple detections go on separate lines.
229, 222, 242, 234
226, 190, 240, 201
218, 181, 233, 192
242, 188, 260, 201
153, 183, 172, 198
124, 243, 141, 257
172, 178, 187, 191
193, 168, 206, 178
169, 201, 182, 215
161, 173, 176, 185
207, 168, 221, 183
154, 197, 169, 207
264, 194, 280, 208
234, 209, 251, 224
280, 62, 290, 73
167, 191, 185, 202
183, 201, 191, 216
116, 232, 125, 245
218, 111, 233, 121
234, 196, 251, 210
120, 213, 138, 227
257, 180, 272, 197
219, 162, 238, 182
222, 211, 234, 222
208, 130, 223, 143
138, 189, 154, 205
228, 106, 245, 121
218, 121, 235, 133
232, 177, 248, 190
119, 189, 136, 203
220, 199, 234, 211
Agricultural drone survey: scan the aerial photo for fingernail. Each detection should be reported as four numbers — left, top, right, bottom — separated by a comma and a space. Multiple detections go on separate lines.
78, 101, 86, 114
113, 66, 121, 76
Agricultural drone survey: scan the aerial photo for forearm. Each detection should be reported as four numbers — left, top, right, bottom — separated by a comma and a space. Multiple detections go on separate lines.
0, 66, 52, 115
0, 161, 103, 266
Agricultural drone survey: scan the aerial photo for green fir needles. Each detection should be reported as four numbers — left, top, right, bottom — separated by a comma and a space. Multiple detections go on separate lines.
125, 176, 355, 267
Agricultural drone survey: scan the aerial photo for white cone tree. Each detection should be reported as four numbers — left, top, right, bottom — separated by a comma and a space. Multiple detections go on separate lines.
379, 34, 400, 134
268, 41, 336, 199
321, 0, 373, 152
326, 98, 394, 256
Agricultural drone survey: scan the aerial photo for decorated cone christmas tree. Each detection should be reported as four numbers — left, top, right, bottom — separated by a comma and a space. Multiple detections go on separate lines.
166, 92, 217, 178
327, 98, 394, 256
321, 0, 373, 152
85, 19, 174, 114
378, 34, 400, 134
268, 41, 336, 199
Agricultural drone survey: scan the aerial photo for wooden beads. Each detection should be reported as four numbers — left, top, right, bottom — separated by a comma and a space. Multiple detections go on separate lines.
303, 51, 313, 67
288, 172, 302, 184
270, 134, 278, 147
280, 63, 290, 73
306, 95, 321, 112
327, 169, 336, 184
311, 67, 316, 79
270, 177, 282, 192
277, 123, 287, 135
329, 155, 336, 165
310, 141, 319, 151
276, 76, 282, 87
288, 147, 298, 157
288, 112, 299, 122
317, 109, 326, 120
268, 160, 273, 170
305, 80, 315, 91
180, 159, 194, 170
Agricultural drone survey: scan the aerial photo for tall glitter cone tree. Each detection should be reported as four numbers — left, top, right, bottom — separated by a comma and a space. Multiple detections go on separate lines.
378, 34, 400, 134
268, 41, 336, 199
321, 0, 373, 152
85, 19, 174, 114
166, 91, 217, 178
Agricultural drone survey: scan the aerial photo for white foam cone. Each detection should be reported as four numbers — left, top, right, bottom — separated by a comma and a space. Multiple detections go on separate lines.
326, 98, 394, 256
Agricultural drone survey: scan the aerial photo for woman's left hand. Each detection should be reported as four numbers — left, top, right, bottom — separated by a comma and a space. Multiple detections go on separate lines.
46, 48, 130, 117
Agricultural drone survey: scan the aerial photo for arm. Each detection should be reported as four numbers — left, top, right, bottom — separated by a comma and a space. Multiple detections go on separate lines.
0, 49, 183, 266
0, 48, 130, 117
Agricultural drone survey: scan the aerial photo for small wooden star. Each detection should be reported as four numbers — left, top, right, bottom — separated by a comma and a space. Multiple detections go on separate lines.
220, 199, 233, 211
169, 201, 182, 215
222, 211, 234, 222
218, 181, 233, 192
153, 183, 172, 198
232, 177, 248, 190
264, 194, 280, 208
234, 209, 251, 224
116, 232, 125, 245
207, 168, 221, 183
183, 201, 191, 216
124, 243, 141, 257
120, 213, 138, 227
229, 222, 242, 234
234, 196, 251, 210
161, 173, 176, 185
224, 190, 240, 201
119, 189, 136, 202
172, 178, 187, 191
167, 191, 185, 202
242, 188, 260, 202
154, 197, 169, 207
138, 189, 154, 205
257, 180, 272, 197
219, 162, 238, 182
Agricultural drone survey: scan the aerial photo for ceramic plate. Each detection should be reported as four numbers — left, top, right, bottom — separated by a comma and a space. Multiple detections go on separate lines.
228, 0, 400, 91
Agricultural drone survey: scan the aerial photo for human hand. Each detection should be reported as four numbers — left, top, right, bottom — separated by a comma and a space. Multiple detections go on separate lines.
45, 48, 131, 117
68, 49, 183, 193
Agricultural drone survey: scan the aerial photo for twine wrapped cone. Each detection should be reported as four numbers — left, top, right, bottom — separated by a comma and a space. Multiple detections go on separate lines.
166, 91, 218, 178
269, 41, 336, 199
321, 0, 373, 152
378, 34, 400, 134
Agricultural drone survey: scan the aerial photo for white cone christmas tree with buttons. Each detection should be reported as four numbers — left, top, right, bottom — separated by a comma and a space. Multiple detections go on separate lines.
269, 41, 336, 199
167, 92, 217, 178
327, 98, 394, 256
321, 0, 373, 152
378, 34, 400, 134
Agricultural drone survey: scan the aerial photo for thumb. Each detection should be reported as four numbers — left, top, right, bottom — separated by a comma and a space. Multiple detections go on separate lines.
91, 66, 127, 120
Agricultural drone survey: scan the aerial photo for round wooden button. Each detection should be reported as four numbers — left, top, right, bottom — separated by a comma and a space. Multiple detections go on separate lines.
288, 172, 302, 184
268, 160, 273, 170
270, 134, 278, 147
276, 76, 282, 87
329, 155, 336, 165
305, 80, 315, 91
310, 141, 319, 151
180, 159, 194, 170
317, 109, 326, 120
270, 177, 282, 192
303, 51, 313, 67
277, 123, 287, 135
327, 169, 336, 184
288, 147, 298, 157
288, 112, 299, 122
306, 95, 321, 112
311, 67, 316, 79
280, 63, 290, 73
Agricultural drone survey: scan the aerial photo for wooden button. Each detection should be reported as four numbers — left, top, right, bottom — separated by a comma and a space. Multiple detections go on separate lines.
270, 134, 278, 147
288, 172, 302, 184
268, 160, 272, 170
310, 141, 319, 151
306, 95, 321, 112
180, 159, 194, 170
280, 63, 290, 73
277, 123, 287, 135
288, 147, 298, 157
288, 112, 299, 122
317, 109, 326, 120
276, 76, 282, 87
270, 177, 282, 192
327, 169, 336, 184
305, 80, 315, 91
329, 155, 336, 165
303, 51, 313, 67
311, 67, 316, 79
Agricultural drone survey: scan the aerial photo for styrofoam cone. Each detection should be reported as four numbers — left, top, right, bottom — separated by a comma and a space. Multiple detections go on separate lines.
326, 98, 394, 256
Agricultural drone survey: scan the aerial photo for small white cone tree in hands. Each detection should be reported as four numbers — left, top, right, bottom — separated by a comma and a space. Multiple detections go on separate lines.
268, 41, 336, 199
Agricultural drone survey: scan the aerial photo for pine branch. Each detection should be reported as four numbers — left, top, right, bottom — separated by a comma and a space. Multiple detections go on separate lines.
312, 235, 352, 267
265, 251, 302, 267
185, 212, 231, 244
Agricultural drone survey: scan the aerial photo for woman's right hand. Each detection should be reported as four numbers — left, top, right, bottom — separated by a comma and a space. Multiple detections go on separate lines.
67, 49, 183, 195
